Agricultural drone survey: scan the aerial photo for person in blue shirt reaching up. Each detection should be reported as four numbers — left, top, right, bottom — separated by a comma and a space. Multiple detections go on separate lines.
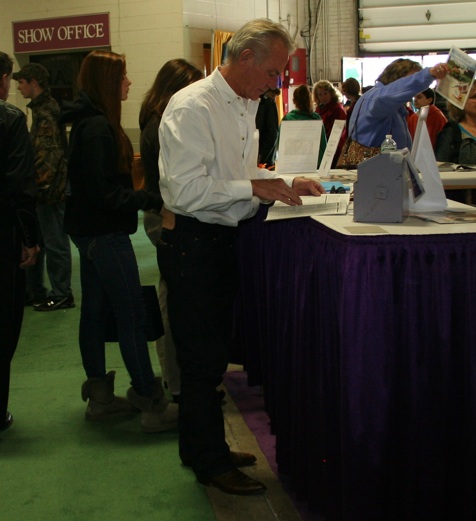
348, 58, 449, 153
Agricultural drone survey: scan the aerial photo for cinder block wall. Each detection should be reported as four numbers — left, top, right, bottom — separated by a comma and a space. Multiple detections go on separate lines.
1, 0, 358, 149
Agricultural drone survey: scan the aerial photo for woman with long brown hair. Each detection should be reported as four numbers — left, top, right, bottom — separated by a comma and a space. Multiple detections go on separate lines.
139, 59, 203, 404
61, 50, 178, 432
139, 59, 203, 208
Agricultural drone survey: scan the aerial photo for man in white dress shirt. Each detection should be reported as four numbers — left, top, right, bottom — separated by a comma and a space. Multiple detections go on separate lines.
157, 18, 324, 496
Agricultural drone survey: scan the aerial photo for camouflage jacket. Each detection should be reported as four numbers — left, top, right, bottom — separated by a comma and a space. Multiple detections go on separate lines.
28, 90, 68, 204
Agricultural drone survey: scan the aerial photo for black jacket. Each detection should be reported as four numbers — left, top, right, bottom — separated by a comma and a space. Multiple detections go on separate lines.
0, 100, 37, 247
435, 120, 476, 166
60, 92, 162, 237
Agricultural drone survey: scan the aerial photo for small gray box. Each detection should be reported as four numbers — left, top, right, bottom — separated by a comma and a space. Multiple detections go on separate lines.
353, 152, 409, 223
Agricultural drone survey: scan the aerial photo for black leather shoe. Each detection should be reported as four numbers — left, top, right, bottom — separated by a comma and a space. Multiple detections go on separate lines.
182, 451, 257, 468
34, 295, 75, 311
197, 468, 266, 496
0, 411, 14, 431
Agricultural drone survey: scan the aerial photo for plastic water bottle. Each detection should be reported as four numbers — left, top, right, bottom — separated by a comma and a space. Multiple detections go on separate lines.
380, 134, 397, 153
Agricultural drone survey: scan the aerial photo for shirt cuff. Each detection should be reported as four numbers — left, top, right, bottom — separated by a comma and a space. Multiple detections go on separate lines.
235, 179, 254, 200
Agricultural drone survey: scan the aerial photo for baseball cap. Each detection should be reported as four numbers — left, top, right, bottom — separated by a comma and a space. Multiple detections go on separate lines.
13, 63, 50, 88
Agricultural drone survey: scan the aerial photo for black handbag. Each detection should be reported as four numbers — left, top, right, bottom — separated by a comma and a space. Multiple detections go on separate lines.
103, 285, 164, 342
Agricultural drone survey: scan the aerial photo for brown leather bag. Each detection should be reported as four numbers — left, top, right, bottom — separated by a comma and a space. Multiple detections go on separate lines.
336, 97, 381, 168
337, 137, 380, 168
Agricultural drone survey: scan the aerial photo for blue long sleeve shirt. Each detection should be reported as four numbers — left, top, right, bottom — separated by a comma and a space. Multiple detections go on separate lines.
349, 68, 435, 149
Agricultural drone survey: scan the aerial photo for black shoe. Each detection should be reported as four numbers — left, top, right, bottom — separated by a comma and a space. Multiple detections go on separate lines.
197, 468, 266, 496
34, 295, 75, 312
0, 411, 14, 431
182, 451, 257, 468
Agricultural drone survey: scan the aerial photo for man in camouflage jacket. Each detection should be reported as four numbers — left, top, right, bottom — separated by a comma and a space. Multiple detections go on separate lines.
14, 63, 74, 311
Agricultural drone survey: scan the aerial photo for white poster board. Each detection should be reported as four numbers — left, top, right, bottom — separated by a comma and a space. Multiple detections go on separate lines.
276, 120, 323, 174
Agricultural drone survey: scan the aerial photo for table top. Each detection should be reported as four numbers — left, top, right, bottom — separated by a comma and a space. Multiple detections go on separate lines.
439, 168, 476, 187
282, 170, 476, 235
313, 199, 476, 236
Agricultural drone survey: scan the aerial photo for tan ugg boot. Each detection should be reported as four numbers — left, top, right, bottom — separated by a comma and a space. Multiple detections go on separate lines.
126, 377, 178, 433
81, 370, 137, 420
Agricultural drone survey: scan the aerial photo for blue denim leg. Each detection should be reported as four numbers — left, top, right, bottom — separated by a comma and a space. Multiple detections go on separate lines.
36, 202, 72, 298
71, 232, 155, 396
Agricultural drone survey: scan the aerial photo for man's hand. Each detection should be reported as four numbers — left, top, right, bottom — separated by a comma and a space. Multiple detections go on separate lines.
251, 178, 303, 206
292, 177, 326, 196
20, 245, 40, 269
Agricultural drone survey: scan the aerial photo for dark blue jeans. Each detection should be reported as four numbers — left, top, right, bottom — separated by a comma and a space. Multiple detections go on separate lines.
157, 215, 238, 479
71, 232, 155, 396
27, 202, 72, 300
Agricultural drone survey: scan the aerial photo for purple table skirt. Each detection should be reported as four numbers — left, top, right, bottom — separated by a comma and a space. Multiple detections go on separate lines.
232, 206, 476, 521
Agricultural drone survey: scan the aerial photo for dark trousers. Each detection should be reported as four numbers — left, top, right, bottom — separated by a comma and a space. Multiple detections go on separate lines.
71, 232, 155, 396
27, 202, 72, 300
0, 223, 26, 420
157, 215, 238, 479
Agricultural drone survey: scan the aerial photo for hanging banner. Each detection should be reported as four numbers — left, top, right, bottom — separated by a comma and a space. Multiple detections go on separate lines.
12, 13, 110, 54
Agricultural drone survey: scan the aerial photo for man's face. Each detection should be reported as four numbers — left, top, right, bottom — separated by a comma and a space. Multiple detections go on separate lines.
239, 39, 289, 101
16, 78, 36, 99
413, 92, 431, 109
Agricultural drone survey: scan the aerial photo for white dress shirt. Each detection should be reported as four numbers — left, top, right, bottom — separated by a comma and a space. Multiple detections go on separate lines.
159, 67, 284, 226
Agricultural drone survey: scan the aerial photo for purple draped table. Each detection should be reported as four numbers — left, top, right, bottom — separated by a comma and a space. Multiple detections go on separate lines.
232, 204, 476, 521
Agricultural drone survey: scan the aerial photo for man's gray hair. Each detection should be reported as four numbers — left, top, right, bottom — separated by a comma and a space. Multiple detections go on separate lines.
226, 18, 296, 64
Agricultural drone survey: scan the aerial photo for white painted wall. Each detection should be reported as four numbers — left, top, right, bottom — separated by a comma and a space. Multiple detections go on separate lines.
1, 0, 357, 144
2, 0, 185, 134
182, 0, 307, 73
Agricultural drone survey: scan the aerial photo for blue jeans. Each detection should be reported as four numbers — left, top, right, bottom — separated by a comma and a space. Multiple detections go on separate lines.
71, 232, 155, 396
27, 202, 72, 299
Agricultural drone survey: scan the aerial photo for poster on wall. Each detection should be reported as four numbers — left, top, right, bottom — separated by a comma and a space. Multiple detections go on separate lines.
436, 47, 476, 110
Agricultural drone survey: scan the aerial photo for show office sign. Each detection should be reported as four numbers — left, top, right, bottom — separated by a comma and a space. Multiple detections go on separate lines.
13, 13, 110, 53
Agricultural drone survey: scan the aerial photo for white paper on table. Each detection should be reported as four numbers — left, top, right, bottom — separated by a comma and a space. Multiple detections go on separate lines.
276, 119, 323, 174
317, 119, 346, 178
265, 194, 350, 221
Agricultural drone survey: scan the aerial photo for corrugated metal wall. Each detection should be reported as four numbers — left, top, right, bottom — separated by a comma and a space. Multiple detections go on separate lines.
359, 0, 476, 54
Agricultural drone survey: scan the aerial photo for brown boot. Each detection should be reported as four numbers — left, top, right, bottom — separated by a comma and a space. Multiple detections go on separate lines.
126, 377, 178, 433
81, 370, 137, 420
